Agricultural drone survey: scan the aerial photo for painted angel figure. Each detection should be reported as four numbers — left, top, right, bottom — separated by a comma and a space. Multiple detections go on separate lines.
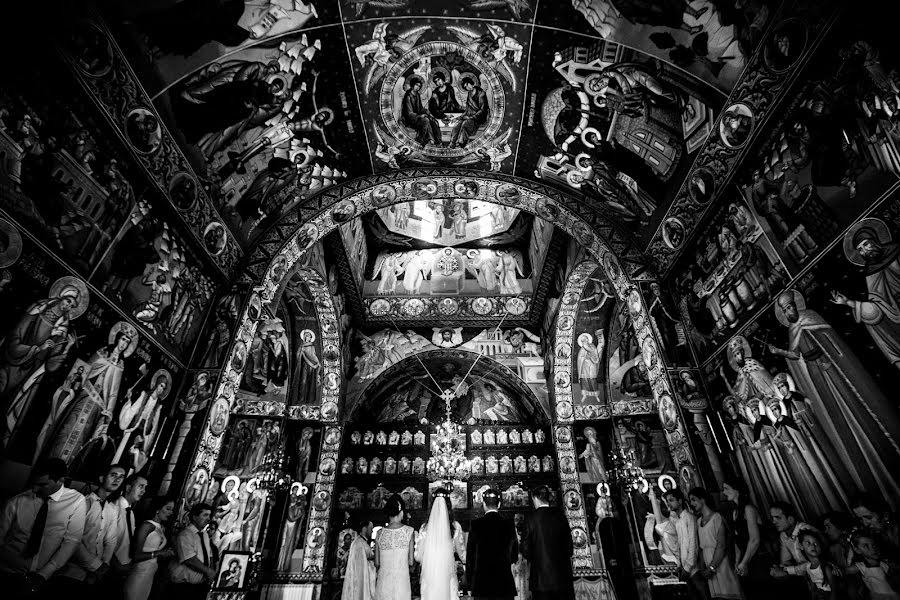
374, 252, 405, 295
581, 277, 614, 314
447, 24, 523, 89
402, 250, 434, 294
354, 24, 431, 94
497, 249, 524, 294
466, 250, 500, 292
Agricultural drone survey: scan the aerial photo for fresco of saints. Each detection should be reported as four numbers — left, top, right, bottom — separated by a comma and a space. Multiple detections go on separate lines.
0, 276, 87, 449
49, 321, 138, 467
112, 369, 172, 467
718, 336, 775, 402
832, 218, 900, 369
450, 76, 489, 149
576, 331, 604, 405
401, 76, 441, 146
290, 329, 321, 406
768, 289, 900, 505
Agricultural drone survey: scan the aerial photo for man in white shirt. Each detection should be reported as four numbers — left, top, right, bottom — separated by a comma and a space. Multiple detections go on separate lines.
649, 488, 710, 600
57, 464, 125, 587
169, 503, 216, 600
0, 458, 87, 597
113, 473, 148, 570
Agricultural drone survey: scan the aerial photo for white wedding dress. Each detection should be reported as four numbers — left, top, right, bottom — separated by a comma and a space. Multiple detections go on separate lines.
416, 497, 464, 600
375, 524, 414, 600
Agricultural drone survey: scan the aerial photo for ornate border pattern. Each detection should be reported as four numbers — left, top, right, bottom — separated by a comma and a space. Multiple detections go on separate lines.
645, 4, 839, 274
60, 17, 240, 275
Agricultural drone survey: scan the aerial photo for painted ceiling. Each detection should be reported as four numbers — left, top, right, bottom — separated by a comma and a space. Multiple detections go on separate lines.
100, 0, 780, 263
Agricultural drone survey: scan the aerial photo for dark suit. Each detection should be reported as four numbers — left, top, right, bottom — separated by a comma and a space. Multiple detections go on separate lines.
521, 505, 575, 600
466, 510, 518, 600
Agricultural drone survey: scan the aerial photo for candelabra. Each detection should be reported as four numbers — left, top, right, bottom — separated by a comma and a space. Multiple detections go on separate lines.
606, 448, 648, 494
258, 442, 293, 500
426, 389, 471, 482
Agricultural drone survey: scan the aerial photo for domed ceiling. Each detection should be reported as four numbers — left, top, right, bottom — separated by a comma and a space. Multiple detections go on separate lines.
103, 0, 775, 254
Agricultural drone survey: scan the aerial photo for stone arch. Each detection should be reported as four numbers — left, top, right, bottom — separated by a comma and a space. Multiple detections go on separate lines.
186, 170, 698, 574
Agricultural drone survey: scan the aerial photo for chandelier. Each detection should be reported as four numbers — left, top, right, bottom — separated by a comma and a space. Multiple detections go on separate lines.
605, 448, 648, 494
427, 389, 471, 481
257, 440, 293, 498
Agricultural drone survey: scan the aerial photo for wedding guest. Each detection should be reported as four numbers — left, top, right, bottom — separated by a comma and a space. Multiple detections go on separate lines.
374, 495, 414, 600
125, 496, 175, 600
0, 458, 87, 597
689, 487, 743, 599
771, 529, 838, 600
169, 503, 215, 600
852, 495, 899, 555
769, 501, 819, 595
844, 528, 900, 600
341, 517, 375, 600
721, 479, 767, 597
57, 464, 126, 589
649, 487, 709, 600
521, 485, 575, 600
821, 512, 856, 570
114, 474, 148, 571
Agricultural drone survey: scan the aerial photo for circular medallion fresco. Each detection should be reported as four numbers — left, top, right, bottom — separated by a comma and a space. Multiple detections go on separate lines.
369, 298, 391, 316
504, 297, 526, 315
381, 41, 505, 158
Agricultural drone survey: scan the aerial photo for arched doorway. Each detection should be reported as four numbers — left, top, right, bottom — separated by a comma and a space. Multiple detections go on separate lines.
186, 170, 700, 574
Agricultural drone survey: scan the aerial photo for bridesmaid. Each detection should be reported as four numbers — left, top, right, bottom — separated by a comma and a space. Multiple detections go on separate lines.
690, 487, 744, 600
124, 496, 176, 600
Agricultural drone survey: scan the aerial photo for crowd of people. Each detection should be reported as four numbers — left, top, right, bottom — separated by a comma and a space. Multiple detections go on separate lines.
646, 478, 900, 600
0, 459, 220, 600
341, 484, 575, 600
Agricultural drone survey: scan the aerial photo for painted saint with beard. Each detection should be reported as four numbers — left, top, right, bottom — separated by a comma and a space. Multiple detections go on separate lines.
832, 218, 900, 368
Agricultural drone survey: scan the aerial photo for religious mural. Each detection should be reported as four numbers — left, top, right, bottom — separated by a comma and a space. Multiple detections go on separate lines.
570, 270, 616, 409
0, 60, 147, 277
349, 350, 546, 426
94, 199, 217, 359
607, 301, 653, 407
0, 225, 183, 489
196, 285, 247, 369
346, 19, 526, 172
537, 1, 774, 94
702, 189, 900, 520
517, 31, 721, 235
159, 370, 218, 495
369, 247, 528, 295
342, 0, 534, 21
640, 280, 694, 366
374, 198, 520, 247
152, 27, 368, 248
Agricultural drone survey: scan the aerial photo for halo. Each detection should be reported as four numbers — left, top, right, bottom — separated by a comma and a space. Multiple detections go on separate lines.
430, 66, 451, 85
657, 474, 676, 492
246, 477, 260, 494
774, 289, 807, 327
406, 74, 425, 89
108, 321, 139, 357
596, 482, 610, 496
150, 369, 174, 399
49, 276, 90, 319
726, 335, 752, 372
583, 426, 596, 437
301, 328, 316, 343
0, 219, 23, 268
843, 218, 891, 266
577, 332, 593, 346
222, 475, 241, 498
290, 482, 308, 496
772, 372, 797, 397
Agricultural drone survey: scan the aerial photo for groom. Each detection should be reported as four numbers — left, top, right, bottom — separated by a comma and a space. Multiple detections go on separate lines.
521, 485, 575, 600
466, 489, 518, 600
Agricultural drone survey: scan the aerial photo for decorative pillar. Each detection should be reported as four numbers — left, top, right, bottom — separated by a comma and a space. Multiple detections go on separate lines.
300, 425, 342, 575
680, 397, 725, 488
159, 372, 214, 494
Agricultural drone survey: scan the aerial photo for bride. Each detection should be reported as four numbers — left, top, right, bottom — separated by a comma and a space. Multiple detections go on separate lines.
416, 487, 466, 600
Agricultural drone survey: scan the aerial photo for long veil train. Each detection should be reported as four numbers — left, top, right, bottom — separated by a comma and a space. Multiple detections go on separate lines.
420, 495, 455, 600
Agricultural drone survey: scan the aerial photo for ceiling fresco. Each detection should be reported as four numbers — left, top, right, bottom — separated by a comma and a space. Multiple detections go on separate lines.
99, 0, 787, 254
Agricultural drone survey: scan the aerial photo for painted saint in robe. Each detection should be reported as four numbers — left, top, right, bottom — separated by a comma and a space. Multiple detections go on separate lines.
290, 329, 320, 406
833, 218, 900, 369
50, 321, 138, 469
769, 289, 900, 506
0, 276, 87, 450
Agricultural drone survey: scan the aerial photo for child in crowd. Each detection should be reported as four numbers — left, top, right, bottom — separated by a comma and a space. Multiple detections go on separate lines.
845, 529, 900, 600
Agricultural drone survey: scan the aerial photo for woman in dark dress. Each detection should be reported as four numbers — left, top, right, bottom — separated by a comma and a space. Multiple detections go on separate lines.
722, 478, 770, 599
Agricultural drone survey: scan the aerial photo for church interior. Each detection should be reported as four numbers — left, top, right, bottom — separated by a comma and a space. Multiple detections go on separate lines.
1, 1, 899, 599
